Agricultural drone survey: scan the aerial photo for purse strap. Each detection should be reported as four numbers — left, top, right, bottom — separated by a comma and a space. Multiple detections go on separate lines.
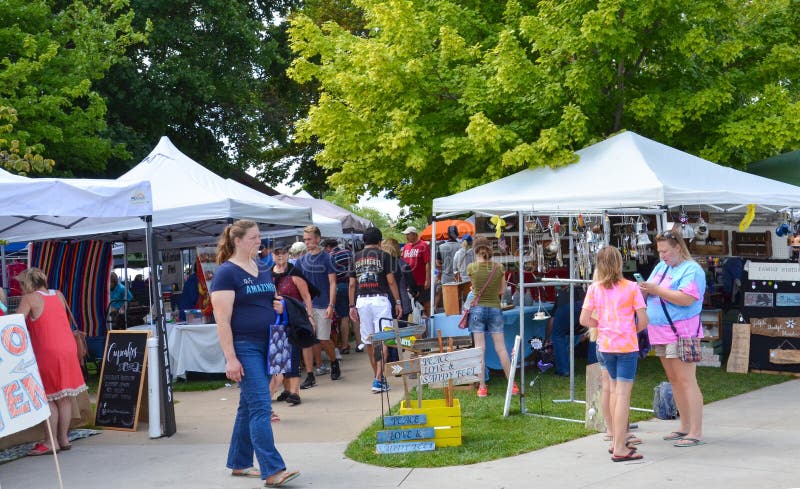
470, 263, 499, 307
655, 268, 701, 338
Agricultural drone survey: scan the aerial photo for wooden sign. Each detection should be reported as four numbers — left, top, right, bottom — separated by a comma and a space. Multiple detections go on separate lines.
375, 441, 435, 454
769, 348, 800, 364
747, 262, 800, 281
584, 363, 605, 432
383, 414, 426, 427
376, 427, 435, 443
369, 324, 426, 342
411, 336, 473, 353
95, 330, 150, 431
385, 348, 483, 386
726, 323, 751, 374
750, 318, 800, 338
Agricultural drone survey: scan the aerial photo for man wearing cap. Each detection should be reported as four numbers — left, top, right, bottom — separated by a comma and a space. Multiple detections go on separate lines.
349, 227, 402, 392
401, 226, 431, 316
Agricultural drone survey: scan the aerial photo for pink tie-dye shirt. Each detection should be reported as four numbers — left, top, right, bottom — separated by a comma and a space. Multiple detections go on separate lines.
583, 279, 646, 353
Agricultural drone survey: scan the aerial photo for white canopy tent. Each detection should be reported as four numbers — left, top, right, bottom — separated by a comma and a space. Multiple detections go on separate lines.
433, 131, 800, 214
275, 194, 373, 233
431, 130, 800, 418
224, 179, 343, 238
0, 137, 315, 248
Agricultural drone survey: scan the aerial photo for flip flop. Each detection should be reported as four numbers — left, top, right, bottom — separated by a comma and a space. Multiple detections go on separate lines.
231, 467, 261, 478
662, 431, 688, 441
271, 411, 280, 422
674, 437, 706, 447
602, 434, 613, 441
264, 470, 300, 487
626, 434, 643, 445
611, 449, 644, 462
60, 444, 72, 451
27, 443, 55, 456
608, 443, 637, 454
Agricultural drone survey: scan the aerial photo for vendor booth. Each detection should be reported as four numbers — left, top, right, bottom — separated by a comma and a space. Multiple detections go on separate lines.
432, 130, 800, 413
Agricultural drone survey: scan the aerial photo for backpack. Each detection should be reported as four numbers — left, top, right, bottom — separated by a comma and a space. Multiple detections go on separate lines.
653, 381, 678, 420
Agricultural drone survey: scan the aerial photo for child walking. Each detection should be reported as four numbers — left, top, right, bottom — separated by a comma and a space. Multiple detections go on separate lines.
579, 246, 648, 461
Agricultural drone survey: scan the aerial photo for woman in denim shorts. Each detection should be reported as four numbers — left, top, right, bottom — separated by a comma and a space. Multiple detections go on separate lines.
466, 238, 518, 398
580, 246, 648, 462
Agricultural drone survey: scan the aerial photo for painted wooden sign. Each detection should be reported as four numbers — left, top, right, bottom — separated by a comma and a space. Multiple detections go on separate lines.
727, 323, 751, 374
369, 324, 426, 343
376, 427, 435, 443
385, 348, 483, 386
375, 441, 435, 454
383, 414, 427, 427
750, 317, 800, 338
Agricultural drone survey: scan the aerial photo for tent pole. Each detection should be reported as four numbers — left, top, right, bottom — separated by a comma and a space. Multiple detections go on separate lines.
144, 215, 177, 437
429, 221, 437, 323
1, 242, 6, 298
123, 239, 129, 329
518, 211, 525, 412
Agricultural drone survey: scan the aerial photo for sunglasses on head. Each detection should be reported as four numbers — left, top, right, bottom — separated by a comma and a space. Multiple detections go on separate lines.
656, 231, 680, 241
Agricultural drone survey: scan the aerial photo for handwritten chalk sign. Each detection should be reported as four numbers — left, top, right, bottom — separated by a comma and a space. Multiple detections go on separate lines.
385, 348, 483, 387
95, 330, 150, 431
727, 324, 751, 374
0, 314, 51, 437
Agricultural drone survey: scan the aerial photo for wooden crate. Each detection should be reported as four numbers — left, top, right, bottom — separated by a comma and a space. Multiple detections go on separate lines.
399, 399, 462, 447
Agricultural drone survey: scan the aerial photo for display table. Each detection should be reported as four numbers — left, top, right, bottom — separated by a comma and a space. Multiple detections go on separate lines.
431, 304, 553, 370
130, 323, 224, 380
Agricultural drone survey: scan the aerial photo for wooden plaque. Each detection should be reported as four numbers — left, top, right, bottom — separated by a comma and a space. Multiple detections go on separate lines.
726, 323, 751, 374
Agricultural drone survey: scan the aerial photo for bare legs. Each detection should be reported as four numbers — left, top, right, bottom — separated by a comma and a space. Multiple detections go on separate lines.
609, 379, 634, 456
661, 357, 703, 441
472, 332, 512, 389
43, 398, 73, 450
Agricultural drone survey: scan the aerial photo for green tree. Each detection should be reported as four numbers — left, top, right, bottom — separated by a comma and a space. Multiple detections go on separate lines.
0, 0, 144, 175
289, 0, 800, 213
97, 0, 315, 182
0, 106, 54, 174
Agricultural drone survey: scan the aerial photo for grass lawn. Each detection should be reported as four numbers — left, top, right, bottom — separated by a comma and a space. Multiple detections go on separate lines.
345, 356, 792, 467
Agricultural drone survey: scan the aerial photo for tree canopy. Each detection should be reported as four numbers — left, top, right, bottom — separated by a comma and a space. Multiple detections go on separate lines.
0, 0, 144, 175
288, 0, 800, 213
97, 0, 315, 182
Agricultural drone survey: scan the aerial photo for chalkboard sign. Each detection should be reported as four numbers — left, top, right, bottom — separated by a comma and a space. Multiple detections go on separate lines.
95, 330, 150, 431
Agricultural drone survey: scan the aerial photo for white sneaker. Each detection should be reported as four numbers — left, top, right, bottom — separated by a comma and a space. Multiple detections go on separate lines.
335, 348, 342, 360
314, 364, 330, 376
356, 343, 366, 352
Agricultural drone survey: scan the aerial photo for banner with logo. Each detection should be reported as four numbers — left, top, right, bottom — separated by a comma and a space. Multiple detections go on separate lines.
0, 314, 51, 438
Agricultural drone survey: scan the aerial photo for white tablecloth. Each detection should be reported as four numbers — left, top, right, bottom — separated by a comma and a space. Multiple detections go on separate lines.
130, 323, 225, 380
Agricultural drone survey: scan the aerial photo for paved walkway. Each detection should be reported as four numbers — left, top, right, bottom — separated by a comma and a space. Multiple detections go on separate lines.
2, 353, 799, 489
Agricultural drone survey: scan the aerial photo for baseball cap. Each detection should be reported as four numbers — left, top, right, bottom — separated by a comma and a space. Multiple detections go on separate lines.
272, 240, 292, 252
402, 226, 418, 235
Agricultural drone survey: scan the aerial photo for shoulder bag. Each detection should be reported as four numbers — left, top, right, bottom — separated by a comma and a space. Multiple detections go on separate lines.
656, 269, 702, 362
458, 263, 499, 329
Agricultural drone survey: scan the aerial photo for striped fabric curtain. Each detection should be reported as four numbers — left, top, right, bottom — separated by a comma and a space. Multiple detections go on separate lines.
30, 241, 112, 336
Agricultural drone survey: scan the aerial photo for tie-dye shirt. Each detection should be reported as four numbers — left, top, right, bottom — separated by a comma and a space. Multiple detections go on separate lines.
645, 260, 706, 344
583, 279, 646, 353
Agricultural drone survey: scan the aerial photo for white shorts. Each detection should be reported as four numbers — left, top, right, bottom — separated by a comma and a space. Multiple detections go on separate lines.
312, 308, 332, 340
356, 295, 392, 345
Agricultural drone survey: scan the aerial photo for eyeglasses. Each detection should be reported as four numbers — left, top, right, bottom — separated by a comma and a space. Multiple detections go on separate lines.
656, 231, 679, 241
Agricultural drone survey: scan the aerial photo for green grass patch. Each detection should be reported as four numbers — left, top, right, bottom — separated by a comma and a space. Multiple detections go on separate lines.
84, 362, 227, 394
346, 356, 791, 467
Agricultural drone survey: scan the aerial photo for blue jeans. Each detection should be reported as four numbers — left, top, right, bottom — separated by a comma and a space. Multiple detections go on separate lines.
467, 306, 504, 334
597, 351, 639, 383
227, 339, 286, 479
552, 334, 581, 376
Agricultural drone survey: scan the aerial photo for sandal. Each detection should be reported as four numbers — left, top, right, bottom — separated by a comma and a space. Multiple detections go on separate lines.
611, 449, 644, 462
626, 434, 643, 445
264, 470, 300, 487
271, 411, 280, 422
340, 346, 351, 354
231, 467, 261, 478
662, 431, 688, 441
60, 443, 72, 451
28, 443, 55, 456
674, 437, 706, 447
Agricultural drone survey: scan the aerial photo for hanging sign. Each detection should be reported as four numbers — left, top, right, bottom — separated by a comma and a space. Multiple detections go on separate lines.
747, 262, 800, 282
0, 314, 51, 438
750, 318, 800, 338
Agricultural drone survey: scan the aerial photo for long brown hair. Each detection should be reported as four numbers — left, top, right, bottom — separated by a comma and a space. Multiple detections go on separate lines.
472, 237, 492, 260
217, 220, 257, 264
593, 246, 624, 289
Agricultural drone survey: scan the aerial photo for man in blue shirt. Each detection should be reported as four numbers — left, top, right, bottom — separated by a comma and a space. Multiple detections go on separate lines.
259, 238, 274, 269
296, 225, 340, 387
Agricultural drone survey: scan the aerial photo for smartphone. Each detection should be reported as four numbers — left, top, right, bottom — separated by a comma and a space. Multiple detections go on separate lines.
633, 273, 645, 283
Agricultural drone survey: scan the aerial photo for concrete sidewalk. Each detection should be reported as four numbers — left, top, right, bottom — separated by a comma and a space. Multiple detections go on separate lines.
2, 352, 798, 489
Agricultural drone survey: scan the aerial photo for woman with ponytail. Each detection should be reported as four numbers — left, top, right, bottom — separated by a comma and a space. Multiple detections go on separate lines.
210, 220, 300, 486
